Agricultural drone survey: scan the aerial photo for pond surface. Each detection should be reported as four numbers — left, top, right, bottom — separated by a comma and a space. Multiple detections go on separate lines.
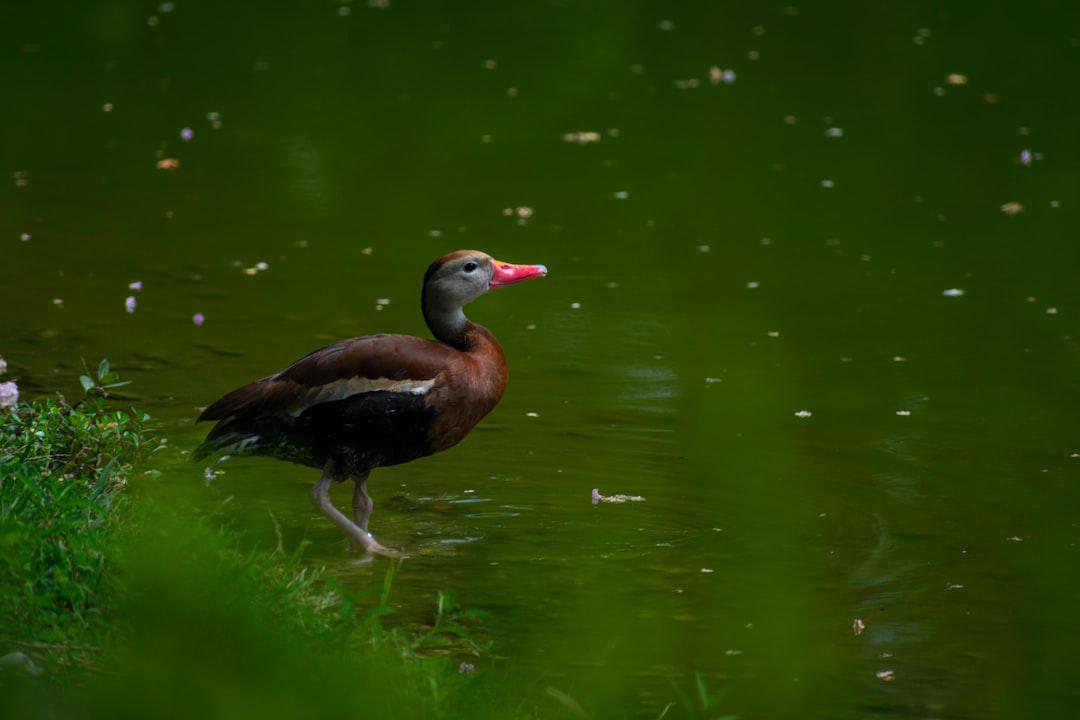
4, 1, 1080, 717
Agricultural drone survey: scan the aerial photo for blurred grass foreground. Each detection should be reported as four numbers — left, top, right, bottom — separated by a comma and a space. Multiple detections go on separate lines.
0, 361, 549, 720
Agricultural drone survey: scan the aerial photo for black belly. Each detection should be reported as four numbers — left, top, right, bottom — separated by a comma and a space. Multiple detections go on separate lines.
246, 390, 437, 475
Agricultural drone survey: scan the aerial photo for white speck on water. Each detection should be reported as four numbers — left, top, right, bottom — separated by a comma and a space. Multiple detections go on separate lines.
570, 302, 581, 309
613, 191, 628, 199
428, 229, 442, 237
375, 298, 390, 305
896, 410, 911, 416
192, 312, 205, 326
564, 131, 601, 144
125, 296, 137, 314
1050, 200, 1060, 207
701, 568, 714, 573
946, 73, 968, 85
525, 412, 539, 417
825, 127, 844, 137
1007, 536, 1023, 542
794, 410, 812, 418
697, 244, 711, 252
761, 238, 771, 245
1000, 202, 1024, 215
128, 281, 142, 291
747, 281, 759, 288
1046, 307, 1058, 314
721, 69, 736, 84
606, 281, 618, 289
102, 103, 114, 112
158, 2, 174, 11
20, 233, 31, 241
53, 299, 64, 308
255, 261, 269, 271
659, 20, 674, 30
704, 377, 722, 384
767, 331, 780, 337
933, 87, 945, 96
1019, 149, 1033, 166
180, 127, 194, 141
942, 288, 965, 297
821, 179, 835, 188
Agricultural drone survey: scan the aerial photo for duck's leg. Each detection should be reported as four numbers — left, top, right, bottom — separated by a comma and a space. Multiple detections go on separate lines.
351, 472, 374, 531
309, 472, 402, 558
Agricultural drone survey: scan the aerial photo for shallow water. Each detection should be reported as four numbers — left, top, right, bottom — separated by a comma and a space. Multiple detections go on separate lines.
4, 1, 1080, 717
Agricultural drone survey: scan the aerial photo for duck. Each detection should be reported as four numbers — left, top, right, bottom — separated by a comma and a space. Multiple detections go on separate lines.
194, 249, 547, 556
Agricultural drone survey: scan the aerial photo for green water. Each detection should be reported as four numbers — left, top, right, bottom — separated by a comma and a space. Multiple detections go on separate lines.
4, 1, 1080, 716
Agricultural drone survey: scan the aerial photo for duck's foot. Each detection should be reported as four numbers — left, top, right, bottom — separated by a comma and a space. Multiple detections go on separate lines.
347, 531, 407, 558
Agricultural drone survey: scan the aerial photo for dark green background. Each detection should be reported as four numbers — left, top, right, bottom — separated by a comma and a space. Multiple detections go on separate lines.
3, 1, 1078, 717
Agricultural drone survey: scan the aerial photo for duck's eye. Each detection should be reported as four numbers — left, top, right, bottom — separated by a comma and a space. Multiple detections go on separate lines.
463, 261, 479, 273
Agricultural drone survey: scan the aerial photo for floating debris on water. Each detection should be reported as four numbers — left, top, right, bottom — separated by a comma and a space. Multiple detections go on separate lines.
592, 488, 646, 504
1000, 201, 1024, 215
794, 410, 812, 418
853, 618, 865, 636
180, 127, 194, 142
942, 288, 965, 297
125, 296, 137, 314
129, 280, 142, 291
876, 670, 895, 682
156, 158, 180, 170
563, 131, 601, 144
896, 410, 911, 416
946, 73, 968, 85
192, 312, 205, 326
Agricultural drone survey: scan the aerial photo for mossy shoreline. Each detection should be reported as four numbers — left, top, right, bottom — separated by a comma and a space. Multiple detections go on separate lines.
0, 365, 558, 719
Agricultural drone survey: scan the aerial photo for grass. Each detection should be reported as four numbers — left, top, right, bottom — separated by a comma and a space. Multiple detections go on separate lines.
0, 361, 552, 719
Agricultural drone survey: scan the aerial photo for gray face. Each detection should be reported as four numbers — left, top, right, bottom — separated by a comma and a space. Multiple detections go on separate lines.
426, 251, 495, 311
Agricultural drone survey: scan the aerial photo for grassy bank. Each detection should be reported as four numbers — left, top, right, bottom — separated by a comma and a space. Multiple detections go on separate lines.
0, 362, 560, 720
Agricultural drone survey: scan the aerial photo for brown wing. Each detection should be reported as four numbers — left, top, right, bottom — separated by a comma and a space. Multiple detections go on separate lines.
197, 334, 459, 424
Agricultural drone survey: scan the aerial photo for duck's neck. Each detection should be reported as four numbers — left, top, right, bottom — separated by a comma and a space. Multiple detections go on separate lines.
422, 298, 476, 349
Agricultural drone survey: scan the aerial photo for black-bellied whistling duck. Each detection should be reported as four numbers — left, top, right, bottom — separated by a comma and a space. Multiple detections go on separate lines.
194, 250, 547, 557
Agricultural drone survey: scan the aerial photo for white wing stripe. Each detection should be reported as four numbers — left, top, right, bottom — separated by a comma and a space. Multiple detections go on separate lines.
294, 377, 435, 415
